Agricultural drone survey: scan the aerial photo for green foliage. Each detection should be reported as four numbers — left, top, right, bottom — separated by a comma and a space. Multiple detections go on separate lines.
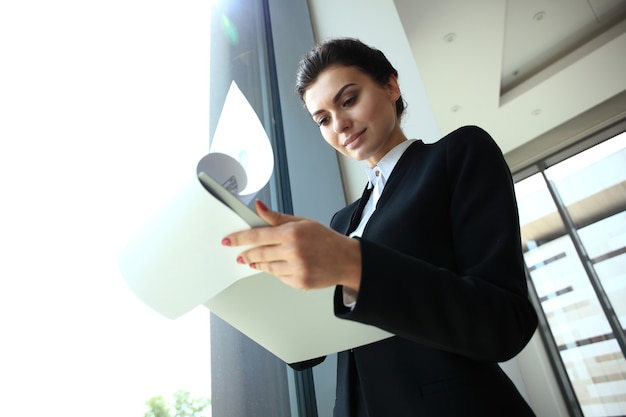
144, 396, 171, 417
144, 390, 211, 417
173, 390, 211, 417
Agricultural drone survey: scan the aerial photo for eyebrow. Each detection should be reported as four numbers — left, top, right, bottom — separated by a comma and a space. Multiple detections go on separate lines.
311, 83, 356, 117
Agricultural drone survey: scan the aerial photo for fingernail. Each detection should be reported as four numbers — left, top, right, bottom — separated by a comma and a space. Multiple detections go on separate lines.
236, 256, 245, 264
249, 262, 257, 269
256, 200, 268, 212
221, 238, 231, 246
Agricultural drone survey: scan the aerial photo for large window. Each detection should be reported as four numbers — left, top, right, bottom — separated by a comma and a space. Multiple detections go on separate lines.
2, 0, 345, 415
1, 1, 213, 417
207, 0, 342, 416
514, 123, 626, 417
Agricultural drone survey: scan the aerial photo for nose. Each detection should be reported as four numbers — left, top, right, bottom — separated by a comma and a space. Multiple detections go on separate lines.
332, 114, 351, 134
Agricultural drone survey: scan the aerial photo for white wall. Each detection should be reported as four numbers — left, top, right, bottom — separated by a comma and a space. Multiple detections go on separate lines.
518, 332, 571, 417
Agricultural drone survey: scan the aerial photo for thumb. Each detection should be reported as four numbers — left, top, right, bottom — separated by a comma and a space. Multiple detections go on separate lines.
255, 199, 299, 226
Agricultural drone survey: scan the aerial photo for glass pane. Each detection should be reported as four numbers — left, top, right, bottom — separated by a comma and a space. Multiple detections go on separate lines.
545, 132, 626, 231
0, 3, 215, 417
579, 213, 626, 327
516, 165, 626, 417
207, 0, 294, 416
542, 133, 626, 416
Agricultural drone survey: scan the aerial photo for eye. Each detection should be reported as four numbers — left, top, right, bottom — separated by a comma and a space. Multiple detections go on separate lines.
316, 116, 330, 127
342, 96, 356, 107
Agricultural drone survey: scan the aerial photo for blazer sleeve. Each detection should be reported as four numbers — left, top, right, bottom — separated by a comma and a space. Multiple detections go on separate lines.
334, 126, 538, 362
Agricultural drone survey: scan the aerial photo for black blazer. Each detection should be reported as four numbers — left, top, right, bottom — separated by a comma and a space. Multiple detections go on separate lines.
329, 126, 538, 417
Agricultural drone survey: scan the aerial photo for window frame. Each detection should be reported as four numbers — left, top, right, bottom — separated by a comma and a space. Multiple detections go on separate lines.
512, 118, 626, 417
207, 0, 344, 415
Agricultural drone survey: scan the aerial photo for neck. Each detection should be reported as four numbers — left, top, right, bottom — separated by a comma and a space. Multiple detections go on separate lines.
365, 130, 408, 167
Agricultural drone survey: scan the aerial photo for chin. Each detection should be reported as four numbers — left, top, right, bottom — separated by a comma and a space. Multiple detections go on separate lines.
341, 146, 372, 163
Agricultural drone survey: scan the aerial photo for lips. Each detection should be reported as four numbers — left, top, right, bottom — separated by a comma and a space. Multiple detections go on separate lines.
343, 129, 366, 149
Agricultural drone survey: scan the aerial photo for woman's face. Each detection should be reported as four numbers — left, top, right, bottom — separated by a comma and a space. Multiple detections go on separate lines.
303, 65, 405, 167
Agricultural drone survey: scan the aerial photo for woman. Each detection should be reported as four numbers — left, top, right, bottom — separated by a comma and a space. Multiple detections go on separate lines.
222, 38, 538, 417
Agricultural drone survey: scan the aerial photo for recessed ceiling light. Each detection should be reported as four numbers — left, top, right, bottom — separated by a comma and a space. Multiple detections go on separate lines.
443, 33, 456, 43
531, 108, 542, 116
533, 11, 546, 22
451, 105, 461, 112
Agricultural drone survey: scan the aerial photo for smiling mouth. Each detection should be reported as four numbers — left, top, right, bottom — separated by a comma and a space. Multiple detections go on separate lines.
343, 129, 366, 148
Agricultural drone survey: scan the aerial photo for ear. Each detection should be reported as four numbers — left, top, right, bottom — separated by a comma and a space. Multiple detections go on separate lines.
386, 75, 401, 103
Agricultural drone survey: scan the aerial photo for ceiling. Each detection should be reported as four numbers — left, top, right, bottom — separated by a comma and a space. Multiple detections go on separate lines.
393, 0, 626, 159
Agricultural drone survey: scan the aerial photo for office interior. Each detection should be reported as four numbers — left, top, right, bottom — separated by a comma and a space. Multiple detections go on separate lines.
208, 0, 626, 416
1, 0, 624, 416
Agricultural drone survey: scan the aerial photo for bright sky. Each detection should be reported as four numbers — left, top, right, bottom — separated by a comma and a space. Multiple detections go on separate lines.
0, 1, 214, 416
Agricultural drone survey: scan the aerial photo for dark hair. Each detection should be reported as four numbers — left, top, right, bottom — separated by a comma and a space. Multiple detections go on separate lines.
295, 38, 406, 118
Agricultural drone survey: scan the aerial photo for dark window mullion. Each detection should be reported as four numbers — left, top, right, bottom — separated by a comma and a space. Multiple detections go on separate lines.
258, 0, 319, 414
293, 368, 319, 417
540, 168, 626, 356
259, 0, 293, 216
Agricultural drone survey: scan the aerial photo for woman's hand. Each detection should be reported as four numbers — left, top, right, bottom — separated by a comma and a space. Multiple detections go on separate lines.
222, 200, 362, 292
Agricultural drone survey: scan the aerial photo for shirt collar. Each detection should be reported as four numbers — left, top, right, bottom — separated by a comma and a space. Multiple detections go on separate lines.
366, 139, 415, 188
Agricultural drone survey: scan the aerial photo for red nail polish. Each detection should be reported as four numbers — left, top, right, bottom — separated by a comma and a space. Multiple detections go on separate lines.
256, 200, 268, 212
236, 256, 245, 264
222, 238, 231, 246
249, 262, 257, 269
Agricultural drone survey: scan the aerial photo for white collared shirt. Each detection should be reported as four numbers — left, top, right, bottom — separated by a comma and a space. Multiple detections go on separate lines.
349, 139, 416, 239
343, 139, 416, 308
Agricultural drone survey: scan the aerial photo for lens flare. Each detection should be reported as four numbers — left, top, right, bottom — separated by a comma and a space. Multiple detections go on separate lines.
221, 14, 239, 44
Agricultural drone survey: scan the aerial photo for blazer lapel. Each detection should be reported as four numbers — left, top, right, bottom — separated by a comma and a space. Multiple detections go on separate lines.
346, 184, 372, 235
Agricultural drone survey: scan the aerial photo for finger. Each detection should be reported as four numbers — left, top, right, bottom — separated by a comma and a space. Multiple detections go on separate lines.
255, 200, 303, 226
248, 261, 309, 290
222, 201, 302, 247
248, 259, 289, 276
237, 244, 280, 265
223, 226, 281, 247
